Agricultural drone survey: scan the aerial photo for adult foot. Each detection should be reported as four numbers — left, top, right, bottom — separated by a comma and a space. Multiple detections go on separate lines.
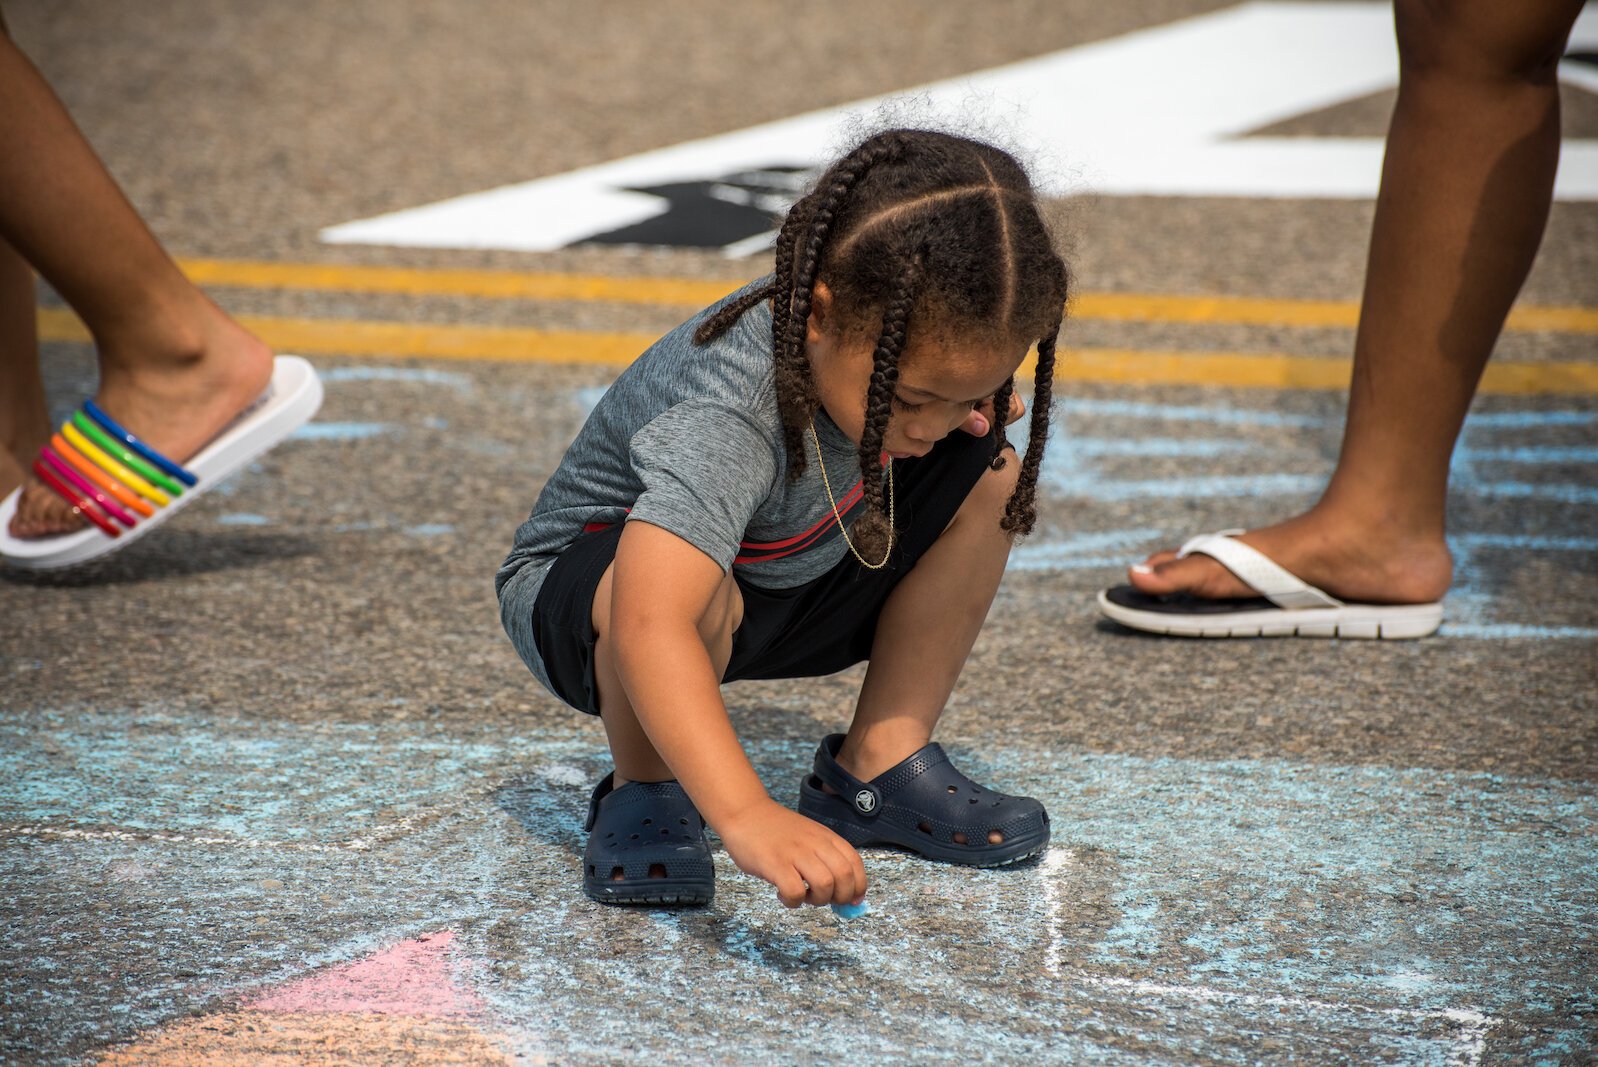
0, 374, 51, 505
8, 310, 274, 539
1125, 509, 1454, 606
0, 443, 30, 504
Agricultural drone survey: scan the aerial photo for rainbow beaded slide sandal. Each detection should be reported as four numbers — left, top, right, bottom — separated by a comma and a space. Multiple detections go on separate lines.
0, 355, 322, 571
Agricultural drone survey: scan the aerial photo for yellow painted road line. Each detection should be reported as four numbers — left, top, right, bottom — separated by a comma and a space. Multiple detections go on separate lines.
36, 309, 655, 367
178, 259, 738, 311
1075, 292, 1598, 335
168, 258, 1598, 334
38, 308, 1598, 395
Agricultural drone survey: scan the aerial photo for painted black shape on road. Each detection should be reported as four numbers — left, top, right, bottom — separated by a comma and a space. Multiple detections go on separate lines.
580, 166, 809, 250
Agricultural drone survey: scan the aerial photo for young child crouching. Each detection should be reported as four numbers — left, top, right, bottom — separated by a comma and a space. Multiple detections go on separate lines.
497, 128, 1068, 908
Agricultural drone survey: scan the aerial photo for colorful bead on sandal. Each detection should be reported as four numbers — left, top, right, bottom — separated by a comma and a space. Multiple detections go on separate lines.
31, 400, 198, 538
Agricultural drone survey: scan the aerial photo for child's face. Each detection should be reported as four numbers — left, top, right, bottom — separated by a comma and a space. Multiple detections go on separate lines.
806, 284, 1024, 458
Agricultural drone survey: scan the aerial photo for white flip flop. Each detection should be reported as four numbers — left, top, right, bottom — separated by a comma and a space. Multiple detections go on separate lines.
1097, 529, 1443, 639
0, 355, 322, 571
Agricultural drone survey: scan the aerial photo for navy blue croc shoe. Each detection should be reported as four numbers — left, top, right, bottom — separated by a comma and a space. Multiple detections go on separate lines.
582, 774, 715, 906
796, 734, 1049, 868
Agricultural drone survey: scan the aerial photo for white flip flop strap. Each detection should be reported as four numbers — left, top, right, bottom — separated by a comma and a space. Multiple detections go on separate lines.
1177, 531, 1343, 610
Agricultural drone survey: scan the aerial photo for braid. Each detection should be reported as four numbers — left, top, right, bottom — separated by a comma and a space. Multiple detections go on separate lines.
1000, 327, 1059, 536
849, 259, 918, 560
692, 282, 779, 345
776, 136, 908, 479
696, 189, 814, 349
987, 375, 1015, 471
771, 197, 821, 477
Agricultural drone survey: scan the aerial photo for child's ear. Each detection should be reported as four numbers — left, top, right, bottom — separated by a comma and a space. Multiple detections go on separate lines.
806, 281, 835, 346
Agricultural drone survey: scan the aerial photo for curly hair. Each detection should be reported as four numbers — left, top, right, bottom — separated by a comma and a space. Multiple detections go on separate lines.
696, 128, 1070, 558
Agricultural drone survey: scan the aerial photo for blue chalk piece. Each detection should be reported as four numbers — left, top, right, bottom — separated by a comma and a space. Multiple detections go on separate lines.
831, 901, 869, 919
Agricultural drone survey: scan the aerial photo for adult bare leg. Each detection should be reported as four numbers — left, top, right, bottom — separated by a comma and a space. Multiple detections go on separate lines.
0, 19, 272, 537
0, 235, 47, 501
1129, 0, 1584, 605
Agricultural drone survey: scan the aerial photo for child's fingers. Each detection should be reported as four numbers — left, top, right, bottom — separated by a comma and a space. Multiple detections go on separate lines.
772, 867, 809, 909
829, 839, 868, 904
792, 853, 839, 907
843, 843, 869, 900
812, 842, 865, 906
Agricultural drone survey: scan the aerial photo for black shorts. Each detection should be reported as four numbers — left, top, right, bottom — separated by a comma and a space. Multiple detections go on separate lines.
529, 428, 1002, 716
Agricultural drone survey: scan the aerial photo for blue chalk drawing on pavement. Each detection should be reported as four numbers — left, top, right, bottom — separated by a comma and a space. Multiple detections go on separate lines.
8, 715, 1590, 1062
1055, 397, 1328, 428
573, 384, 611, 413
0, 707, 507, 844
1443, 533, 1598, 639
290, 421, 396, 441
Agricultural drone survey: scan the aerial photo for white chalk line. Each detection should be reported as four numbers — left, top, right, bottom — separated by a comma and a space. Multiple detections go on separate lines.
2, 760, 595, 857
0, 808, 446, 854
1039, 847, 1499, 1067
1042, 847, 1075, 977
2, 824, 362, 853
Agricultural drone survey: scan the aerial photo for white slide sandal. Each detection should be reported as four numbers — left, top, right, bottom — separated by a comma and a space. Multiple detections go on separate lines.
0, 355, 323, 571
1097, 530, 1444, 639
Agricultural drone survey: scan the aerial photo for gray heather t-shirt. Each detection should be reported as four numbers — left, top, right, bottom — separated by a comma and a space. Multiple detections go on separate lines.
496, 281, 870, 693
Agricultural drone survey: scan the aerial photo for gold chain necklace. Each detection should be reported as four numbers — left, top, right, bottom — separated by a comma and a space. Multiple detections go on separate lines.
808, 417, 894, 570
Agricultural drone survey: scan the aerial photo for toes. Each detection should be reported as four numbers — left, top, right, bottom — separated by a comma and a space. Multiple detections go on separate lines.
11, 482, 87, 538
1128, 553, 1251, 599
1125, 550, 1178, 587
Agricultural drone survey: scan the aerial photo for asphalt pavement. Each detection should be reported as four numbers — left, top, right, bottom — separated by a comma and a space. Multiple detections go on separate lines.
2, 2, 1595, 1064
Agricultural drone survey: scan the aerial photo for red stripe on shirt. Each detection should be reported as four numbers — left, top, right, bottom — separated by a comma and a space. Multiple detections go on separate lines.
736, 480, 863, 551
580, 479, 866, 554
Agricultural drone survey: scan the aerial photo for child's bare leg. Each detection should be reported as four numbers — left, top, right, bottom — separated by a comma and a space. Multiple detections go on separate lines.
0, 235, 48, 501
839, 453, 1018, 785
1128, 0, 1581, 605
0, 23, 272, 536
590, 559, 744, 786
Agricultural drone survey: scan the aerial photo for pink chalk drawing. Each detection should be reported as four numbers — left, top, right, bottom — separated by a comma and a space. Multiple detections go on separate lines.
246, 930, 486, 1017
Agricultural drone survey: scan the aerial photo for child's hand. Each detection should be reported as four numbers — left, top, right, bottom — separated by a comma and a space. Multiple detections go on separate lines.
717, 800, 868, 908
962, 392, 1026, 437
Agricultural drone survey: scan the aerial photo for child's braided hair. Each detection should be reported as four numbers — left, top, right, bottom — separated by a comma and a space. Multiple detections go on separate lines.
696, 128, 1069, 557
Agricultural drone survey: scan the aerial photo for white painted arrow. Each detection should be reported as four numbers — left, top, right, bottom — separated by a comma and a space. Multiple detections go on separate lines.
323, 1, 1598, 252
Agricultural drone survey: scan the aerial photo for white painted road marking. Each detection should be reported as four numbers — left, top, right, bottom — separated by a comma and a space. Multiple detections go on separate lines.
323, 3, 1598, 253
